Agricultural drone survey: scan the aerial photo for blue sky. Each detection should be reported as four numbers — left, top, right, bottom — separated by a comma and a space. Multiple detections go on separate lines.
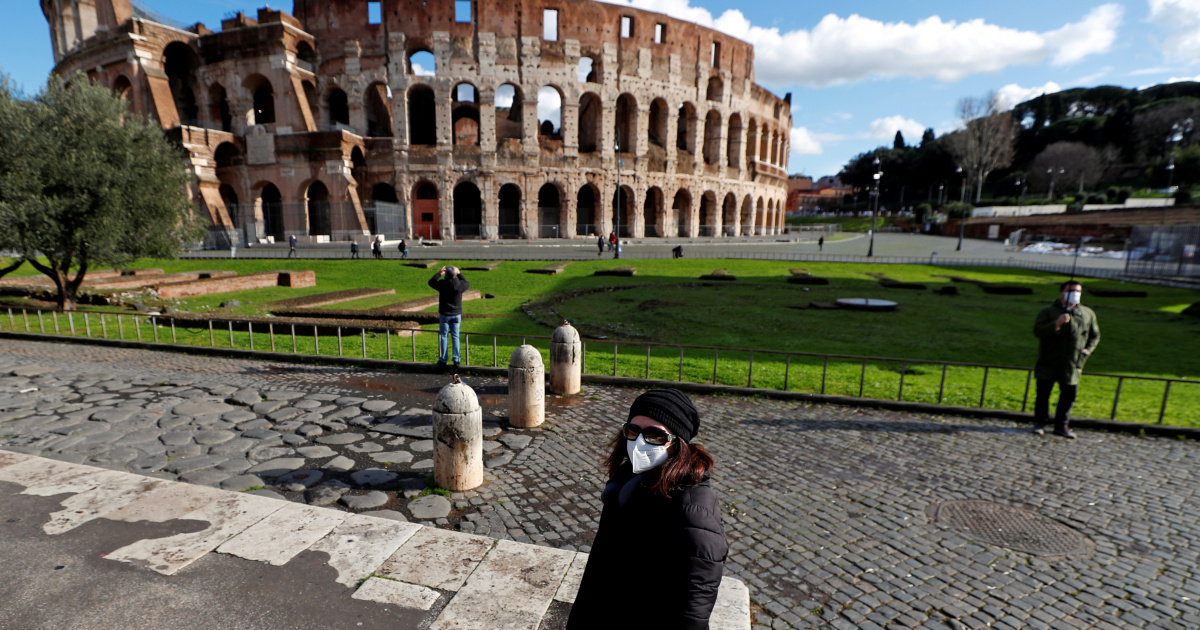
3, 0, 1199, 179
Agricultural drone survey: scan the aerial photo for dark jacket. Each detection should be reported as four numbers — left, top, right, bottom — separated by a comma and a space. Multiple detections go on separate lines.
566, 465, 728, 630
1034, 299, 1100, 385
428, 271, 469, 316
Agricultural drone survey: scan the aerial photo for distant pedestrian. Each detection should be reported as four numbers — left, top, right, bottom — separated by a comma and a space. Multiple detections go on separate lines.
372, 236, 382, 259
398, 239, 409, 259
818, 236, 824, 251
565, 388, 728, 630
597, 235, 605, 256
350, 241, 360, 259
428, 265, 469, 369
288, 234, 297, 258
608, 232, 617, 251
672, 245, 683, 259
1031, 280, 1100, 439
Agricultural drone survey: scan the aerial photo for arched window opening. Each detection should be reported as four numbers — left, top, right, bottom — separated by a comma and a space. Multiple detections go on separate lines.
163, 42, 200, 125
243, 74, 275, 126
576, 185, 596, 236
537, 86, 563, 141
327, 88, 350, 127
220, 184, 240, 228
538, 184, 562, 238
726, 114, 743, 169
207, 84, 231, 131
214, 142, 241, 169
759, 129, 769, 161
612, 186, 633, 237
676, 103, 695, 154
452, 83, 479, 146
673, 189, 692, 237
771, 132, 780, 165
699, 192, 718, 236
703, 110, 722, 165
578, 92, 602, 153
706, 77, 723, 102
260, 183, 284, 241
409, 50, 436, 76
495, 84, 522, 143
740, 195, 753, 236
350, 146, 366, 169
412, 182, 440, 240
296, 41, 316, 72
722, 193, 737, 236
112, 75, 134, 114
306, 181, 331, 237
745, 119, 758, 166
615, 93, 636, 153
453, 182, 483, 238
578, 55, 600, 83
498, 184, 521, 236
755, 197, 765, 235
408, 85, 436, 146
365, 83, 393, 137
644, 188, 662, 237
648, 98, 667, 148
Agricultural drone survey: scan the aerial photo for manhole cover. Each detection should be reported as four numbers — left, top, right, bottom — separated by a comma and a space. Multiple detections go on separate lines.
932, 500, 1092, 557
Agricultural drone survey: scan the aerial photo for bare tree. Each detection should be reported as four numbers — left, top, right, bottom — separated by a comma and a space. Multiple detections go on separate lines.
1030, 142, 1114, 195
944, 92, 1017, 202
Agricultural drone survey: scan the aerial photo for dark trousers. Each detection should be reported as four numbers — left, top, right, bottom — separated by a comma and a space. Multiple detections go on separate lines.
1034, 379, 1077, 429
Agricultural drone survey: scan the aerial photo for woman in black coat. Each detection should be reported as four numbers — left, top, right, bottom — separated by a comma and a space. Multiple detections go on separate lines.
566, 388, 728, 630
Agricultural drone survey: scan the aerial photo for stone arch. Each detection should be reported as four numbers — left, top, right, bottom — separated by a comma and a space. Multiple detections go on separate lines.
577, 184, 598, 236
745, 119, 758, 165
722, 193, 738, 236
326, 87, 350, 126
672, 189, 693, 237
676, 102, 697, 155
578, 92, 602, 153
305, 180, 331, 237
703, 110, 722, 165
453, 181, 483, 238
214, 142, 241, 169
770, 131, 780, 165
612, 184, 634, 237
296, 41, 317, 71
242, 74, 275, 126
706, 76, 723, 102
755, 197, 765, 235
578, 53, 601, 83
257, 182, 285, 241
538, 183, 563, 238
408, 49, 436, 76
452, 82, 479, 146
765, 199, 775, 233
408, 85, 436, 146
538, 85, 563, 139
365, 82, 393, 137
498, 183, 521, 236
112, 74, 134, 113
726, 113, 743, 169
495, 83, 522, 143
699, 191, 719, 236
412, 181, 440, 240
206, 83, 231, 131
740, 195, 753, 236
644, 187, 663, 237
648, 98, 668, 148
615, 93, 636, 153
163, 41, 200, 124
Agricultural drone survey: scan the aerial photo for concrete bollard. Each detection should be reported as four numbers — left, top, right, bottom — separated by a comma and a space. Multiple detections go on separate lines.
508, 345, 545, 428
432, 375, 483, 491
550, 321, 582, 395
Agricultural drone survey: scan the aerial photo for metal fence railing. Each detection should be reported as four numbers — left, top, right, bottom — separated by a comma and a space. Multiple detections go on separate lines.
3, 307, 1195, 428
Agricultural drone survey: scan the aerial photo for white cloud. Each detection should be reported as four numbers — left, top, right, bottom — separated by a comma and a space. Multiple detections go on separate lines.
994, 81, 1063, 110
1164, 74, 1200, 83
790, 127, 825, 155
600, 1, 1121, 87
867, 116, 926, 142
1128, 66, 1174, 76
1149, 0, 1200, 61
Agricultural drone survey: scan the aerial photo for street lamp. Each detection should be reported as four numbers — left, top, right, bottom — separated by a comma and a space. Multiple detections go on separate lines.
868, 157, 882, 257
956, 167, 966, 251
1047, 167, 1063, 201
1015, 178, 1025, 206
614, 131, 622, 259
1167, 159, 1176, 193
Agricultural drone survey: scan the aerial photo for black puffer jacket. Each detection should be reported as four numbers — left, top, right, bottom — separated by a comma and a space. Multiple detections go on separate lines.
566, 464, 728, 630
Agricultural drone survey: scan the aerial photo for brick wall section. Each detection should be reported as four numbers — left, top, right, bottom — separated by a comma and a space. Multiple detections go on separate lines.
157, 271, 317, 299
90, 271, 237, 291
372, 289, 482, 313
0, 268, 166, 288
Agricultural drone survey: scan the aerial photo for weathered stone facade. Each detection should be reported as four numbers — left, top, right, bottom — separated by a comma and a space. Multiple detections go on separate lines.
42, 0, 792, 244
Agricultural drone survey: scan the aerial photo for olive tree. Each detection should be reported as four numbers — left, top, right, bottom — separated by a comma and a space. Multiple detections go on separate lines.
0, 75, 203, 310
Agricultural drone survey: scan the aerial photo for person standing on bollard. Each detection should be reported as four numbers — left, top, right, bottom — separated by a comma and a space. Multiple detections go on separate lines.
566, 388, 727, 630
429, 265, 469, 369
1032, 280, 1100, 439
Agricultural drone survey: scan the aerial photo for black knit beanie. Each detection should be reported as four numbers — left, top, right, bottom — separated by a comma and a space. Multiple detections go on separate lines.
626, 388, 700, 443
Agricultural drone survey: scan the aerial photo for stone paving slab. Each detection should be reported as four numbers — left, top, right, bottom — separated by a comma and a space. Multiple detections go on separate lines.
216, 501, 349, 566
352, 577, 442, 611
43, 473, 166, 535
377, 527, 496, 592
308, 514, 421, 587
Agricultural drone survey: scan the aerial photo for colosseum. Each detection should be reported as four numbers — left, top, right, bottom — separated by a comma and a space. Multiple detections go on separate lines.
41, 0, 793, 246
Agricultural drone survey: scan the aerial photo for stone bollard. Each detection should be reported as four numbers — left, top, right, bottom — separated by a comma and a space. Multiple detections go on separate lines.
508, 345, 545, 428
432, 375, 483, 491
550, 321, 581, 395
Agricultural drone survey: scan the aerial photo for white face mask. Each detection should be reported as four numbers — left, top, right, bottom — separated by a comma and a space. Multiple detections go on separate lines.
626, 434, 670, 474
1064, 291, 1081, 306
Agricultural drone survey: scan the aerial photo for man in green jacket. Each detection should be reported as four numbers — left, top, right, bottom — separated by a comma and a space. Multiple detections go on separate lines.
1032, 280, 1100, 439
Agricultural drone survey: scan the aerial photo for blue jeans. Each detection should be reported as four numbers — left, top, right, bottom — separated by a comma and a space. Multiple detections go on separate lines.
438, 314, 461, 363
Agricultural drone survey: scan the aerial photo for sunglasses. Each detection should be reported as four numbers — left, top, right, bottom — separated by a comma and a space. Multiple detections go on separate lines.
621, 422, 676, 446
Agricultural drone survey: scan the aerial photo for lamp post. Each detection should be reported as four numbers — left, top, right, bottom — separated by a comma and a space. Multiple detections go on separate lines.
868, 157, 881, 257
955, 167, 966, 251
614, 131, 621, 259
1047, 167, 1063, 201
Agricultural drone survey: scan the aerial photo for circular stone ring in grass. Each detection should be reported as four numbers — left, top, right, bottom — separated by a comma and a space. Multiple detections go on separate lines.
836, 298, 898, 311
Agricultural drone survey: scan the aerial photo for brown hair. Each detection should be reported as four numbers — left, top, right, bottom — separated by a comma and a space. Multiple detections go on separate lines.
603, 431, 715, 497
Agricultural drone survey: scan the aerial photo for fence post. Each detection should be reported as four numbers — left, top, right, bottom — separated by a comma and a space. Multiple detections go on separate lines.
411, 329, 416, 361
37, 310, 44, 334
386, 329, 391, 360
228, 321, 234, 348
337, 326, 343, 356
747, 350, 754, 387
68, 312, 76, 336
208, 320, 214, 346
712, 349, 719, 384
1158, 381, 1172, 424
116, 314, 122, 340
5, 308, 12, 330
858, 360, 866, 397
362, 328, 367, 358
678, 347, 684, 381
897, 362, 906, 401
100, 313, 107, 338
938, 365, 948, 405
465, 334, 470, 366
247, 322, 254, 350
979, 367, 990, 408
151, 316, 157, 343
314, 325, 319, 355
22, 309, 30, 332
1021, 370, 1032, 412
171, 318, 177, 344
613, 343, 619, 376
492, 336, 497, 367
645, 345, 651, 379
783, 355, 791, 391
270, 324, 275, 352
821, 356, 828, 394
291, 325, 297, 353
130, 314, 135, 340
1110, 377, 1124, 420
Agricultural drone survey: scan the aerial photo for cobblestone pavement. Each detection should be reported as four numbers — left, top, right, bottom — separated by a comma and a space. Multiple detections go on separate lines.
1, 339, 1197, 630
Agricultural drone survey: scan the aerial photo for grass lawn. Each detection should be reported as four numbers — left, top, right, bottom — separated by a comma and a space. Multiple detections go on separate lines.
4, 257, 1198, 426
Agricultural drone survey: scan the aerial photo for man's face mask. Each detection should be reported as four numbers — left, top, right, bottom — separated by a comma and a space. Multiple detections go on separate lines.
1063, 290, 1081, 306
